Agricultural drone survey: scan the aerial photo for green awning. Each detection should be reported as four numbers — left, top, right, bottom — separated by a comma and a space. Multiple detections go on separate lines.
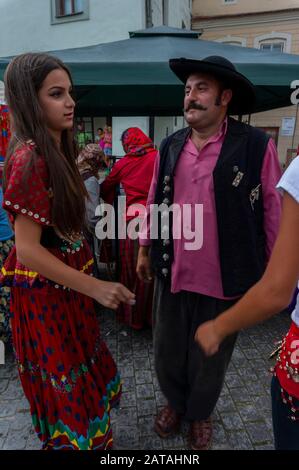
1, 26, 299, 116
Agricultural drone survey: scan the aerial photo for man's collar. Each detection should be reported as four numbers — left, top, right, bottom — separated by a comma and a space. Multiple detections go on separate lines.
186, 116, 228, 154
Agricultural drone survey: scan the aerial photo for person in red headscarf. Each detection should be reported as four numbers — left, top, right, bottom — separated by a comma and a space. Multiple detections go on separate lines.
101, 127, 157, 329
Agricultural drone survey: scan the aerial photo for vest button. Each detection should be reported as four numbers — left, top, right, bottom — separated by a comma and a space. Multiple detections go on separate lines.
163, 198, 170, 204
163, 186, 171, 193
164, 176, 171, 183
162, 268, 169, 276
163, 239, 170, 246
163, 254, 169, 261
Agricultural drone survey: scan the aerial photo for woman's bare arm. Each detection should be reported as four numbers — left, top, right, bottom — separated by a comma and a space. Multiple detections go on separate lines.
195, 192, 299, 355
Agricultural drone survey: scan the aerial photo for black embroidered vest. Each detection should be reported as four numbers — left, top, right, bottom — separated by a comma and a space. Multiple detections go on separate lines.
150, 117, 270, 297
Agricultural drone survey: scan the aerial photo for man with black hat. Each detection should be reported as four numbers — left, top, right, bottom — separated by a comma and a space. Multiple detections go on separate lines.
137, 56, 282, 449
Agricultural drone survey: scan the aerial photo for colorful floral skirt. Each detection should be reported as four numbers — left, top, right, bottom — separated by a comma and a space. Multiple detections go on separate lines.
0, 238, 14, 345
118, 236, 153, 329
10, 286, 121, 450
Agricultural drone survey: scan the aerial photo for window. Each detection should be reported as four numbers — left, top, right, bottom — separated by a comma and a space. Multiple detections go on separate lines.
254, 33, 291, 53
56, 0, 83, 17
215, 36, 246, 47
260, 42, 284, 52
224, 41, 243, 46
51, 0, 89, 24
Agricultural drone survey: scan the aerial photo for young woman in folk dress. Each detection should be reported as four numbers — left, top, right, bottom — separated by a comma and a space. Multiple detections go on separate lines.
1, 52, 135, 450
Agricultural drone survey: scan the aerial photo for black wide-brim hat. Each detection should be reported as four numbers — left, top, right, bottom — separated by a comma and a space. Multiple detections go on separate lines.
169, 56, 256, 115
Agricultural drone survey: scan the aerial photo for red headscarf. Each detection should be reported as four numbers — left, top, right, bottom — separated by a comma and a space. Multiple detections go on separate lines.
121, 127, 155, 156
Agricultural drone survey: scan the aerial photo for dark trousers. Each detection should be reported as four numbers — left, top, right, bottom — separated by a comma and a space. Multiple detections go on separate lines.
153, 278, 238, 421
271, 375, 299, 450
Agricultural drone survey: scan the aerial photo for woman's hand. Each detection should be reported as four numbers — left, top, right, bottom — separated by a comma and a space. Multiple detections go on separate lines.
194, 320, 224, 356
92, 280, 135, 310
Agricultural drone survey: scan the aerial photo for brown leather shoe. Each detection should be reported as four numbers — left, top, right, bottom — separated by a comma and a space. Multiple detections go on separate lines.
188, 418, 212, 450
154, 405, 181, 438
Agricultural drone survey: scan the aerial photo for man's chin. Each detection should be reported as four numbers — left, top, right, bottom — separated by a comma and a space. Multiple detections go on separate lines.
185, 113, 201, 126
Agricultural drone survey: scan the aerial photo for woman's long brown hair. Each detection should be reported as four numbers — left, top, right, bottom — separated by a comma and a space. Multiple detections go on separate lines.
3, 52, 87, 238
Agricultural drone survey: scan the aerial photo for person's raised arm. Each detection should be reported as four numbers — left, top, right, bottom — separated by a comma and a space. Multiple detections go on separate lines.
195, 192, 299, 355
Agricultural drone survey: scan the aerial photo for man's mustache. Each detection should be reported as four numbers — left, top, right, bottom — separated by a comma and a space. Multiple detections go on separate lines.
184, 102, 208, 112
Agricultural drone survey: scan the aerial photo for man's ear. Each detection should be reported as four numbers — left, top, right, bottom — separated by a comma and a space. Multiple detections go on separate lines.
221, 89, 233, 107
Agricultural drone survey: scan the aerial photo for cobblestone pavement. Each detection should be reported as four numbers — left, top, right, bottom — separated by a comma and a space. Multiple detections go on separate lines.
0, 308, 291, 450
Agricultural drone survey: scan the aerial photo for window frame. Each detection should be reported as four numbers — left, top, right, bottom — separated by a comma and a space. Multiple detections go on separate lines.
51, 0, 89, 25
260, 42, 284, 52
254, 32, 291, 53
215, 35, 246, 47
55, 0, 83, 17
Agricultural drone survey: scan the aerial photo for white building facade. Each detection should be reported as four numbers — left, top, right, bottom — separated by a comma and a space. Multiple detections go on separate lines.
0, 0, 191, 56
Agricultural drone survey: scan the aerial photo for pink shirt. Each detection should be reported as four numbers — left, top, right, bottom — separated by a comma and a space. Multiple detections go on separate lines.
139, 119, 282, 299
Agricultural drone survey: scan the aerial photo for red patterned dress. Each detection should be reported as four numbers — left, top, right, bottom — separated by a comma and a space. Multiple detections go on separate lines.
0, 144, 121, 450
